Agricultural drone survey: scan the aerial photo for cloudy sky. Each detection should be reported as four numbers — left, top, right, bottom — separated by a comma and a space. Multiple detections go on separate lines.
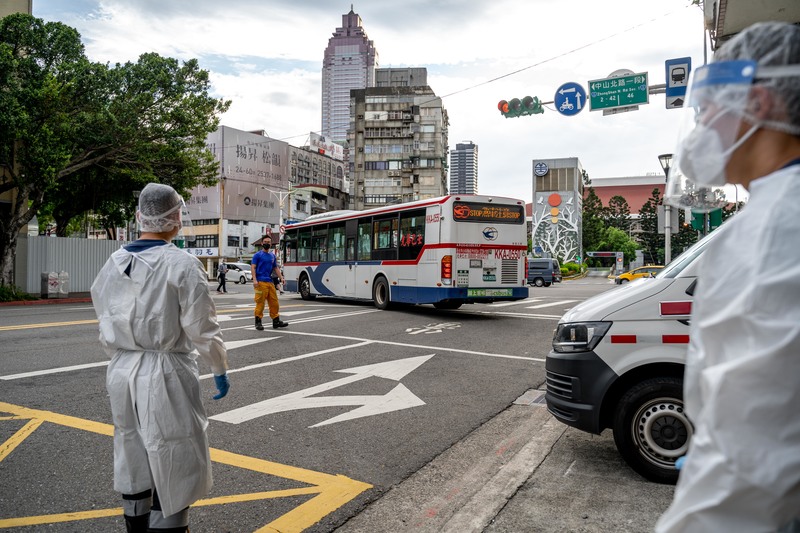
32, 0, 706, 202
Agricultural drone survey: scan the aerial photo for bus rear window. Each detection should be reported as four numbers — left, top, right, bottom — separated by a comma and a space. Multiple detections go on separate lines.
452, 202, 524, 224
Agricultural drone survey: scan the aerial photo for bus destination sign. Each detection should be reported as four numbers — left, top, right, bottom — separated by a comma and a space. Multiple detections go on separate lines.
452, 202, 524, 223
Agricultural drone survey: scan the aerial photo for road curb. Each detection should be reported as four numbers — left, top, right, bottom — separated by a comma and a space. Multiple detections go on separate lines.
336, 391, 566, 533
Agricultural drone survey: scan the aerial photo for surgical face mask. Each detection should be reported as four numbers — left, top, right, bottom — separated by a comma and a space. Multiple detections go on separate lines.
263, 243, 271, 250
679, 116, 760, 187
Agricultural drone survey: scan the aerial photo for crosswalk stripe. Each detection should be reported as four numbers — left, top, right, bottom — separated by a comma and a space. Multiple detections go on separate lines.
525, 300, 577, 310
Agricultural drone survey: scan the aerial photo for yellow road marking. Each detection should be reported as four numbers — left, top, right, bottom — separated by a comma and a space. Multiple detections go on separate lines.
0, 319, 98, 331
0, 401, 372, 532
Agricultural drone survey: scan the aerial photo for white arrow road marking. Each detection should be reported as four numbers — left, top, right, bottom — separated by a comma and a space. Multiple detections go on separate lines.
210, 354, 434, 426
525, 300, 577, 309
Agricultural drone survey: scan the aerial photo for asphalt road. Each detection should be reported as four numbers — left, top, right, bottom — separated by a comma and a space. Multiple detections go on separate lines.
0, 278, 674, 532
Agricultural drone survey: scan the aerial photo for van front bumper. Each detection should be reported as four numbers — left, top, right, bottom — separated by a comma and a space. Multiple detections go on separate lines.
545, 349, 618, 434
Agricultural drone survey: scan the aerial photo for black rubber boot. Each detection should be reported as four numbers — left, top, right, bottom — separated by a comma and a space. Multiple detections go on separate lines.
272, 316, 288, 329
255, 317, 264, 330
124, 513, 150, 533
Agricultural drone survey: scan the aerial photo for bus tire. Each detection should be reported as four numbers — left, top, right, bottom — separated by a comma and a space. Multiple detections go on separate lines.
533, 277, 544, 287
433, 301, 462, 310
612, 377, 690, 485
373, 276, 392, 310
299, 274, 315, 300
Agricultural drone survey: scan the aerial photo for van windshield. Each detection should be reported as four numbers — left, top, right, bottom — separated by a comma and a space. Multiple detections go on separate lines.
655, 223, 726, 279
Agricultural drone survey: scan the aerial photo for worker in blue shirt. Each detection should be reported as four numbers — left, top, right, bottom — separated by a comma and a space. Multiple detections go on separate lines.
250, 235, 288, 330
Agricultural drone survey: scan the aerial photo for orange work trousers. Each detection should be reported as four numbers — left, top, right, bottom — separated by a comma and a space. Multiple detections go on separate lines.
253, 281, 280, 320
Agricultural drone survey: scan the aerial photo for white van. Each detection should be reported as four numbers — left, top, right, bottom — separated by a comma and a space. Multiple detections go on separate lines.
545, 228, 722, 484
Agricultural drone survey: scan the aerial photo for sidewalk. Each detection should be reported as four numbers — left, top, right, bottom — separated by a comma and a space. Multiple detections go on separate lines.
336, 389, 674, 533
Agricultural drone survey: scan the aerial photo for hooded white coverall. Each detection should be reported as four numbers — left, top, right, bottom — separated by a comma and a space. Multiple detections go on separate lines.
656, 163, 800, 532
91, 242, 228, 518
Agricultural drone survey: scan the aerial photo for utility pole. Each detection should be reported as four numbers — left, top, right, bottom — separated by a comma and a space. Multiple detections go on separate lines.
658, 154, 673, 265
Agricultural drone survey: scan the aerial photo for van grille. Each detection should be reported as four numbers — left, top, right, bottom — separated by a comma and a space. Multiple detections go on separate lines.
546, 371, 574, 400
501, 259, 518, 284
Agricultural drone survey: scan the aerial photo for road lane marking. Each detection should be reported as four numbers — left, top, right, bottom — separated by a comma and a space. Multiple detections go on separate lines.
0, 338, 279, 381
0, 401, 372, 532
0, 319, 98, 331
488, 298, 542, 307
212, 355, 433, 426
525, 300, 577, 309
198, 341, 374, 380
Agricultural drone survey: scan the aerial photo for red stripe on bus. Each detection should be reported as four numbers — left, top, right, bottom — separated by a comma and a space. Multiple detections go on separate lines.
610, 335, 637, 343
663, 335, 690, 344
660, 301, 692, 315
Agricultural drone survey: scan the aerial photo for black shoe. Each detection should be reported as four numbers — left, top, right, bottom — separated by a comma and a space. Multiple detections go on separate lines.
124, 513, 149, 533
255, 317, 264, 331
272, 317, 288, 329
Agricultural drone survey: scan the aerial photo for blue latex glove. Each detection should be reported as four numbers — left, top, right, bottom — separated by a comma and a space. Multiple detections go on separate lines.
675, 456, 686, 471
213, 374, 230, 400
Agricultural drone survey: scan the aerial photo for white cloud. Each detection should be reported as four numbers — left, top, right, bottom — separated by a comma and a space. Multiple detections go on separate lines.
33, 0, 707, 201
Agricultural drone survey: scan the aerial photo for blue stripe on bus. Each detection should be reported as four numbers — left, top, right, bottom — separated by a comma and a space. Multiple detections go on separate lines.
391, 286, 529, 304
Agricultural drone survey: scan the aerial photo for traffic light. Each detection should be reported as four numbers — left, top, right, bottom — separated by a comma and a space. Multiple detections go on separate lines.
498, 96, 544, 118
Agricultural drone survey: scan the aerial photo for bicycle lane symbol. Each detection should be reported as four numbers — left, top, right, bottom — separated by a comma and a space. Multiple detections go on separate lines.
0, 401, 371, 532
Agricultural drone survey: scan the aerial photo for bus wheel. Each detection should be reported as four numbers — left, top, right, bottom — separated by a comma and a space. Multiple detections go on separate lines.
299, 274, 315, 300
373, 276, 392, 310
533, 278, 544, 287
433, 301, 462, 310
612, 377, 690, 485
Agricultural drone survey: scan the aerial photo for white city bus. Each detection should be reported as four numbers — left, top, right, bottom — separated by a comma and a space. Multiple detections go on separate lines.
280, 195, 530, 309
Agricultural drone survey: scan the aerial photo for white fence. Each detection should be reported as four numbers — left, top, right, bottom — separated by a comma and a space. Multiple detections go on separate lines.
15, 235, 124, 294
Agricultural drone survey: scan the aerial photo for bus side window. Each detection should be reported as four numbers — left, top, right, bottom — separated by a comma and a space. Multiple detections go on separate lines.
357, 221, 371, 260
346, 237, 355, 262
312, 227, 327, 262
298, 229, 311, 262
399, 209, 426, 260
328, 224, 346, 262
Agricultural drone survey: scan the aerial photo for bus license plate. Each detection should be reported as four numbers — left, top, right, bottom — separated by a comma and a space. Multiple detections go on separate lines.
468, 288, 512, 297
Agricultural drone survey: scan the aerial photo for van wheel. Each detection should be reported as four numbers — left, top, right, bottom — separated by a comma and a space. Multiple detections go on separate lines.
299, 274, 315, 300
239, 275, 246, 285
533, 278, 544, 287
543, 282, 552, 287
612, 377, 691, 485
373, 276, 392, 310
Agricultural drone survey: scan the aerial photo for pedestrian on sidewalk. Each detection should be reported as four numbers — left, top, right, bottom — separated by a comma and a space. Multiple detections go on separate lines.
656, 21, 800, 533
90, 183, 230, 533
251, 235, 288, 330
216, 261, 228, 293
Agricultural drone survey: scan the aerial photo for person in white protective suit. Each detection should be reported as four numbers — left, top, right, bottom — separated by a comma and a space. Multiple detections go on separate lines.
656, 22, 800, 533
91, 183, 230, 533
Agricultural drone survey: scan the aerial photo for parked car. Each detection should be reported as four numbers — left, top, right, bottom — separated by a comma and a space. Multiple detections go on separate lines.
528, 258, 562, 287
615, 265, 664, 284
225, 262, 252, 284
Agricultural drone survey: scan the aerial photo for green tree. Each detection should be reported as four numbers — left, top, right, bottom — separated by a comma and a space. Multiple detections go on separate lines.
606, 195, 632, 234
638, 188, 662, 264
0, 14, 230, 285
582, 187, 606, 259
598, 226, 639, 266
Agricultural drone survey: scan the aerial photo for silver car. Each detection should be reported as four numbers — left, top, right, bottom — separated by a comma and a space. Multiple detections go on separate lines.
225, 262, 252, 284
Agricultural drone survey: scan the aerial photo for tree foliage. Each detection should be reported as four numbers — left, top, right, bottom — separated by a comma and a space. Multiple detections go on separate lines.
598, 226, 639, 265
638, 188, 662, 264
0, 13, 230, 285
581, 187, 605, 254
606, 195, 632, 233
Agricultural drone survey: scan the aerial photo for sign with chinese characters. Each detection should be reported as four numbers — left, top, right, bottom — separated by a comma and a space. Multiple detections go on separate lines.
185, 247, 219, 257
188, 126, 290, 225
309, 133, 344, 161
589, 72, 649, 111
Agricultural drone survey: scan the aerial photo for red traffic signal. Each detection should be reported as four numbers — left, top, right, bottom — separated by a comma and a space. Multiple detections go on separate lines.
498, 96, 544, 118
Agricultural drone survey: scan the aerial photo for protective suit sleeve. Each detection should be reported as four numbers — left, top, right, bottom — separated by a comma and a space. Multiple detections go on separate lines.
179, 258, 229, 376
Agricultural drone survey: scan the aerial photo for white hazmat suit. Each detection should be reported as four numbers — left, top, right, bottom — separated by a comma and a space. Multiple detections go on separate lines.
91, 242, 228, 518
656, 163, 800, 531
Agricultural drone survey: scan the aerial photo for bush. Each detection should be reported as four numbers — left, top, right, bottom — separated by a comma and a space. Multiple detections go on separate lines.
0, 284, 37, 303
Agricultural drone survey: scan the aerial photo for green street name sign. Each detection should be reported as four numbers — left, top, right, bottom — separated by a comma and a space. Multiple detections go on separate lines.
589, 72, 649, 111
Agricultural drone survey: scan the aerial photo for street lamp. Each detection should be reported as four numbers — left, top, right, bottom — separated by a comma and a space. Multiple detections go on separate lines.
658, 154, 673, 265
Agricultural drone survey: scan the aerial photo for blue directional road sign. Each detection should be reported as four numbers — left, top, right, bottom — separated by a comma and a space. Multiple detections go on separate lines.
665, 57, 691, 109
554, 82, 587, 116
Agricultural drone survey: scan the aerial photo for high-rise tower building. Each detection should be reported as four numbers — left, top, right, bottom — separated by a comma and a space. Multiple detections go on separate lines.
449, 142, 478, 194
321, 6, 379, 145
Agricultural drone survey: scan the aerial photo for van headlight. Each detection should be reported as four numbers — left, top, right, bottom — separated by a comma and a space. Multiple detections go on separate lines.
552, 322, 612, 353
